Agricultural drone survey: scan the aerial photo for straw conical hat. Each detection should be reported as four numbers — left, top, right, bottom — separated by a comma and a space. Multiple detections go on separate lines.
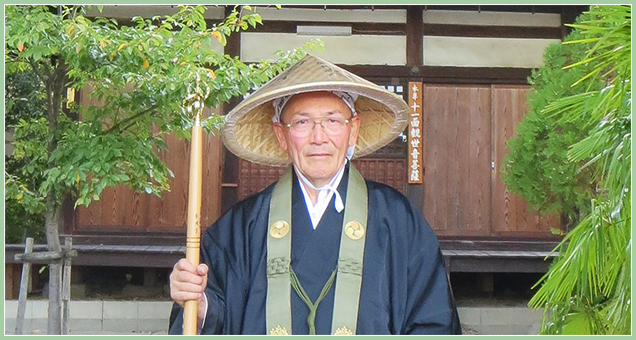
222, 54, 410, 166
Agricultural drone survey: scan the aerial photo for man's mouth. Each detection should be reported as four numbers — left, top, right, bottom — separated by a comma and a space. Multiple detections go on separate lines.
308, 152, 331, 157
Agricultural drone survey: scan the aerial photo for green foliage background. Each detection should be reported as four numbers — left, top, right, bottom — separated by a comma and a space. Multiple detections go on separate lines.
521, 5, 630, 335
4, 5, 321, 234
501, 11, 603, 229
5, 70, 47, 243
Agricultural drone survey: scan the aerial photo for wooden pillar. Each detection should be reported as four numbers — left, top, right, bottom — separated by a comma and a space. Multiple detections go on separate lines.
220, 5, 243, 215
15, 238, 34, 335
406, 6, 424, 67
406, 6, 425, 213
560, 5, 588, 38
61, 238, 72, 335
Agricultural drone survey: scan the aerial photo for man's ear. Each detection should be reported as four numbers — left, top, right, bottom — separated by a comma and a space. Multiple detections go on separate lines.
348, 115, 361, 147
273, 123, 289, 151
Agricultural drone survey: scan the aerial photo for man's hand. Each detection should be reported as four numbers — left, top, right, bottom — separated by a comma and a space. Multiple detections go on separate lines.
170, 259, 209, 320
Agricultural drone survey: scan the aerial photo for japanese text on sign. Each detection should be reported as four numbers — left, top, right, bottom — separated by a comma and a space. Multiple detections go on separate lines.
408, 82, 423, 184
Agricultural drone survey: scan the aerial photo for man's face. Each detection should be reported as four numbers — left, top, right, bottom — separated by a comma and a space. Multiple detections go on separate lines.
273, 91, 360, 187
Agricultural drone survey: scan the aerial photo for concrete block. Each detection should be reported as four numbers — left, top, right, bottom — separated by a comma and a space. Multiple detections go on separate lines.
5, 300, 18, 319
137, 318, 169, 333
481, 307, 540, 325
528, 319, 542, 335
70, 300, 102, 319
103, 301, 137, 319
31, 300, 48, 319
137, 301, 173, 319
68, 319, 103, 334
457, 307, 480, 325
474, 324, 533, 335
14, 319, 33, 335
5, 318, 17, 335
30, 318, 47, 334
103, 319, 137, 333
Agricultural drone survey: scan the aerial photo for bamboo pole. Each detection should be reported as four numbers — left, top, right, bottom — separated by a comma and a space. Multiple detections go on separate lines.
183, 113, 203, 335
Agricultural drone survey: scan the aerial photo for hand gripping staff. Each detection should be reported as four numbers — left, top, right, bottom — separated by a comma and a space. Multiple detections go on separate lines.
182, 76, 209, 335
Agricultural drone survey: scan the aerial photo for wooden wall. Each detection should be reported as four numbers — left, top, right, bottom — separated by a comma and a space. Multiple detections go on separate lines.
422, 85, 492, 237
65, 5, 584, 246
231, 84, 562, 239
75, 132, 223, 235
421, 84, 559, 238
490, 85, 560, 236
71, 88, 224, 242
237, 158, 407, 202
71, 83, 561, 241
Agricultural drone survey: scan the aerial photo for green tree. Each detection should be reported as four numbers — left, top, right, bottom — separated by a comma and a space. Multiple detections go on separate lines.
5, 5, 320, 334
501, 10, 604, 229
5, 70, 47, 243
526, 5, 631, 334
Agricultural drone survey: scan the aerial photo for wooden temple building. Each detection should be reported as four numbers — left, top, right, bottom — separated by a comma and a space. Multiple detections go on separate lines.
6, 5, 589, 298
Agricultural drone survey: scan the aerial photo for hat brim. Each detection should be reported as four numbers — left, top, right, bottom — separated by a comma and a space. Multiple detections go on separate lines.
222, 55, 410, 166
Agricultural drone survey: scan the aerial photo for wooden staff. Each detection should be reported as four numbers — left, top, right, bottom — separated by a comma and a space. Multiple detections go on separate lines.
184, 113, 203, 334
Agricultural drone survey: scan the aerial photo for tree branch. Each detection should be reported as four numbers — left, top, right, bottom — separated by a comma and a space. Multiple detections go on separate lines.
28, 59, 52, 85
106, 105, 158, 134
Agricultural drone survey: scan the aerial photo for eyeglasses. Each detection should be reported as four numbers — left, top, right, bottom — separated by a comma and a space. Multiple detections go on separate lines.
283, 115, 350, 137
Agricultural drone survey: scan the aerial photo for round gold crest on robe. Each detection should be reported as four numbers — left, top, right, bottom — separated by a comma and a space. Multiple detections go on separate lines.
345, 221, 365, 240
270, 220, 290, 239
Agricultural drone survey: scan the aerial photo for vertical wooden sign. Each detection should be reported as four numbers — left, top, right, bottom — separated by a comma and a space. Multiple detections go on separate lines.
408, 82, 423, 184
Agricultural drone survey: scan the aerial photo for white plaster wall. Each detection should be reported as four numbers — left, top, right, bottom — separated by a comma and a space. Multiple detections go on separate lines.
423, 36, 561, 68
423, 10, 561, 27
241, 33, 406, 65
256, 7, 406, 23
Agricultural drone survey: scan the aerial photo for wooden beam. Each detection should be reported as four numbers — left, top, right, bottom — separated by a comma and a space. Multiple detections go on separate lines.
422, 5, 564, 14
445, 257, 552, 273
223, 7, 241, 58
253, 21, 406, 35
406, 6, 423, 66
560, 5, 588, 38
15, 250, 77, 262
281, 5, 566, 14
341, 65, 532, 84
243, 20, 561, 40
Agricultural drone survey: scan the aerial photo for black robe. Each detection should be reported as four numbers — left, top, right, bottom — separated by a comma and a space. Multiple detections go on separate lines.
169, 165, 461, 335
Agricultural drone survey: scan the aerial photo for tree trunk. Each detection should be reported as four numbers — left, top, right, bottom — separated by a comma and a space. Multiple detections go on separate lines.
43, 54, 67, 335
45, 198, 63, 335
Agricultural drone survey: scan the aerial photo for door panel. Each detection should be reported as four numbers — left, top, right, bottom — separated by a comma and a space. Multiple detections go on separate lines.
491, 85, 560, 236
422, 85, 492, 236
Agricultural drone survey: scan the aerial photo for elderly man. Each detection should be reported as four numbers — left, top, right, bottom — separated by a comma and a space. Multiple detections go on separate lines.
168, 54, 461, 335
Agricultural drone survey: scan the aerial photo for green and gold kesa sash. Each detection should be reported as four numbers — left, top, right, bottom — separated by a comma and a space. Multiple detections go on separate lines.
266, 165, 368, 335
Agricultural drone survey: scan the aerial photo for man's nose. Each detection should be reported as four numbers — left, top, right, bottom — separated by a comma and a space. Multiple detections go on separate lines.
309, 121, 329, 143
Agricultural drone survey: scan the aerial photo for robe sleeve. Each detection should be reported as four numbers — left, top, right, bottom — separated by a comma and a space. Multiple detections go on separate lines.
402, 213, 462, 335
168, 290, 225, 334
168, 223, 229, 335
168, 187, 271, 335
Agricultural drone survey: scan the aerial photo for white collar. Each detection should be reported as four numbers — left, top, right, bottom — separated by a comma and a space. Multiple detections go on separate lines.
295, 161, 347, 229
